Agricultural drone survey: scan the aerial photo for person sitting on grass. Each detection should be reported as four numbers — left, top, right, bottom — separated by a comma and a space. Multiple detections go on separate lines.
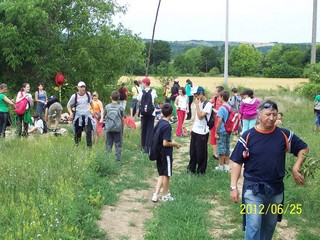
152, 103, 181, 203
28, 113, 44, 135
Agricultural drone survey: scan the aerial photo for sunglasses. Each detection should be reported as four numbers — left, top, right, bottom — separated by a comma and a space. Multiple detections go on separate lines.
260, 102, 278, 111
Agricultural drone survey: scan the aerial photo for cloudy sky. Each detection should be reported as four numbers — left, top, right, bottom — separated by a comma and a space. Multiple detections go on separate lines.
114, 0, 318, 43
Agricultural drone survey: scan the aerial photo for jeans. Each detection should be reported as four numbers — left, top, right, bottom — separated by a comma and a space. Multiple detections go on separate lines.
244, 189, 283, 240
315, 112, 320, 127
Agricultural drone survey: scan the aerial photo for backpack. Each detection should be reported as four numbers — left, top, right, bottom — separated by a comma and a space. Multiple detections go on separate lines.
140, 89, 154, 116
105, 105, 122, 133
14, 92, 29, 115
149, 121, 170, 161
203, 100, 215, 130
119, 88, 126, 101
74, 92, 90, 105
222, 105, 241, 133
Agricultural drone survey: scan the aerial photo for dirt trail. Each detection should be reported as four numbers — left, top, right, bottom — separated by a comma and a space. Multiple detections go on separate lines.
98, 118, 297, 239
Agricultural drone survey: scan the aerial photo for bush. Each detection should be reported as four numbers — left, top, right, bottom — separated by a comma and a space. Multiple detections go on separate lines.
208, 67, 220, 76
263, 64, 303, 78
295, 82, 320, 100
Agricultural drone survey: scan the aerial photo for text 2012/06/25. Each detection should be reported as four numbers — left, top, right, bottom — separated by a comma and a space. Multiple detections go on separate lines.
240, 204, 302, 215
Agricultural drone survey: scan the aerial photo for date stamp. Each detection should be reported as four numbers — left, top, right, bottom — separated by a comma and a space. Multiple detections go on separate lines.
240, 203, 302, 215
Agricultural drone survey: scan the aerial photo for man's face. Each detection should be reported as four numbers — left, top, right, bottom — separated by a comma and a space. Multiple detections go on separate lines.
258, 109, 278, 129
78, 85, 86, 94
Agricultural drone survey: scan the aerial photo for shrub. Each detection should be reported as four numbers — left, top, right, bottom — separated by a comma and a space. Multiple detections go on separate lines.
264, 64, 303, 78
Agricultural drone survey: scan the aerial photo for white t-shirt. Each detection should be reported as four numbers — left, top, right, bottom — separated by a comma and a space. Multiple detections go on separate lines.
137, 88, 157, 116
35, 119, 44, 134
192, 101, 212, 135
176, 95, 188, 111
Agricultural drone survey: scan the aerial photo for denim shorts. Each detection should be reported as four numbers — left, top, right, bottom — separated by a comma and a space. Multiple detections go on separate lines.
217, 132, 231, 155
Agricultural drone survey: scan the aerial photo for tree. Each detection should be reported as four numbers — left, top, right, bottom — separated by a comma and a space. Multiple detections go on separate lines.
145, 40, 171, 69
0, 0, 144, 94
228, 44, 262, 76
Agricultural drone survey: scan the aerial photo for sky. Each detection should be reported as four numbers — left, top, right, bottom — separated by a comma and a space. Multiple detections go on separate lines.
114, 0, 319, 43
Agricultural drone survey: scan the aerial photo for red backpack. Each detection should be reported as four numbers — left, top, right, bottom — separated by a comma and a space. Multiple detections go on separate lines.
14, 92, 29, 115
222, 105, 241, 133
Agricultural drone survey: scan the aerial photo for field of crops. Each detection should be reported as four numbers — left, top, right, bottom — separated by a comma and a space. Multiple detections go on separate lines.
119, 76, 308, 91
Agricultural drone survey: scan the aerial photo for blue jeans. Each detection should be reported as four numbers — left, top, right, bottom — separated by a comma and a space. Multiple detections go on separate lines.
244, 189, 283, 240
315, 112, 320, 127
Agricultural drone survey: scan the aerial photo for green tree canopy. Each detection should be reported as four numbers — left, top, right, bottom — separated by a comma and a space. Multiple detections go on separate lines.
228, 44, 262, 77
0, 0, 144, 93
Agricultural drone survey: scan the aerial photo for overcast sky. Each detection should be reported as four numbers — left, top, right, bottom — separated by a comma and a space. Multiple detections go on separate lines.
114, 0, 319, 43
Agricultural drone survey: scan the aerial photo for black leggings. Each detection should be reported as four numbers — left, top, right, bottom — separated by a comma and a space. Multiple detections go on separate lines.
74, 116, 93, 147
0, 112, 9, 137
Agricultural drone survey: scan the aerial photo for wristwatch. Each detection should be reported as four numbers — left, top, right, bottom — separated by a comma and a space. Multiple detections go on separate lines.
230, 186, 237, 191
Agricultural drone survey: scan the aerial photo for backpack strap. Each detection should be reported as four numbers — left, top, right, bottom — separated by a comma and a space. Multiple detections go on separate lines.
202, 100, 210, 123
222, 105, 231, 123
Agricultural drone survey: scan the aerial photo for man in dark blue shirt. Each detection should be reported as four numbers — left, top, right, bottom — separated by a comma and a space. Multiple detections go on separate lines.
230, 100, 308, 240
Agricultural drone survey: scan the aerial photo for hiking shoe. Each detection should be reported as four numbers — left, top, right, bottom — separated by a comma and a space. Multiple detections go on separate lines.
215, 165, 224, 171
152, 193, 158, 202
224, 165, 231, 172
162, 193, 174, 202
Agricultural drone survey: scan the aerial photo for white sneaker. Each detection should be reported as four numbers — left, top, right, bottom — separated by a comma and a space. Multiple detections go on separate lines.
162, 193, 174, 202
224, 165, 231, 172
152, 193, 158, 202
215, 165, 224, 171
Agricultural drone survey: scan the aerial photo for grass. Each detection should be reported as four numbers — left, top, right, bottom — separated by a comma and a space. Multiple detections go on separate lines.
0, 85, 319, 239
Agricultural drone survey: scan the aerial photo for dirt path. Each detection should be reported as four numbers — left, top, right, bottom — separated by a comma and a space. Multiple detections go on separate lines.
97, 118, 297, 239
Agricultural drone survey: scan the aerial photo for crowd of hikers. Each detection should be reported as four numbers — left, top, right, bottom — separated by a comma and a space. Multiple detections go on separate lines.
0, 78, 318, 239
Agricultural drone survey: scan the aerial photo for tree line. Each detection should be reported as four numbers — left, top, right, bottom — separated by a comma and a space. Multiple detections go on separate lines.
131, 40, 320, 80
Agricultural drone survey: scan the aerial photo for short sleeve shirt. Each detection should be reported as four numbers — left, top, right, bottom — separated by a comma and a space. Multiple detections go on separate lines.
230, 126, 308, 182
0, 93, 9, 112
192, 100, 212, 135
217, 104, 230, 134
67, 92, 92, 114
156, 119, 172, 157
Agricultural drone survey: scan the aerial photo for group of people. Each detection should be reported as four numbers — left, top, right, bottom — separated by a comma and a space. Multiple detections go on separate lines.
0, 82, 65, 137
151, 80, 309, 240
0, 78, 314, 240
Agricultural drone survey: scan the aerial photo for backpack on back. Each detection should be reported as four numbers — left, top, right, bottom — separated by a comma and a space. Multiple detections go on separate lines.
149, 122, 170, 161
105, 105, 122, 133
222, 105, 241, 133
140, 89, 154, 116
203, 100, 215, 130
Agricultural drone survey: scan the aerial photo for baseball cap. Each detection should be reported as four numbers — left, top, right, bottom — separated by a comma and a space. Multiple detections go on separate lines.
191, 86, 205, 95
174, 79, 179, 83
142, 77, 151, 85
77, 81, 86, 87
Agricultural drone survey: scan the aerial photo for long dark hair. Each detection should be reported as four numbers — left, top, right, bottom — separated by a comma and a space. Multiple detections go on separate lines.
186, 79, 193, 87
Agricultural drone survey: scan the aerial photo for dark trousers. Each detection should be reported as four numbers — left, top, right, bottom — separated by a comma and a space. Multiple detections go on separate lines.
188, 131, 209, 174
74, 116, 93, 147
141, 115, 155, 152
16, 114, 29, 137
0, 112, 9, 138
106, 131, 122, 161
187, 96, 194, 120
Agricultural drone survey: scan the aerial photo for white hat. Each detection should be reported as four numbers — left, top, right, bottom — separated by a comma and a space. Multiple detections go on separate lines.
77, 81, 86, 87
174, 79, 179, 83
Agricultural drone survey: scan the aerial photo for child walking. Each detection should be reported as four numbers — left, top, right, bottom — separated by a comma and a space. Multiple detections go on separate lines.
152, 103, 181, 202
104, 91, 125, 162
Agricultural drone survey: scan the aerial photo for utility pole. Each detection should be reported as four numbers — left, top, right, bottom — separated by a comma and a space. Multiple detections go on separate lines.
311, 0, 317, 63
224, 0, 229, 85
